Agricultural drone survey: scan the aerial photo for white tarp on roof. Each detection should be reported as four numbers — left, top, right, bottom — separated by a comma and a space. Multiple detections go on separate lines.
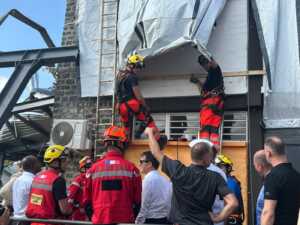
77, 0, 250, 97
118, 0, 226, 75
77, 0, 227, 97
252, 0, 300, 128
76, 0, 101, 97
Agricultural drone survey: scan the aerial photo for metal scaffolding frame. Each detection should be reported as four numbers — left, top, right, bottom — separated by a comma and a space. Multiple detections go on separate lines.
0, 9, 79, 164
0, 9, 55, 48
0, 46, 78, 130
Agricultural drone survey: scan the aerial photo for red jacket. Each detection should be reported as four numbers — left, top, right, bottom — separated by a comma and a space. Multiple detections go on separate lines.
26, 169, 60, 220
83, 150, 142, 224
68, 173, 88, 221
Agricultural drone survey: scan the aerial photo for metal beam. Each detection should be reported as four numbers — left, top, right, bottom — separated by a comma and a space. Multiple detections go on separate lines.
10, 217, 167, 225
14, 114, 49, 138
41, 107, 53, 118
12, 97, 54, 113
0, 47, 78, 129
5, 121, 30, 150
0, 46, 78, 67
0, 9, 55, 48
0, 143, 45, 155
0, 60, 42, 129
0, 152, 5, 185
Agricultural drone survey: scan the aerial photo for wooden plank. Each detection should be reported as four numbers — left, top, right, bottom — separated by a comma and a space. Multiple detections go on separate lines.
223, 70, 265, 77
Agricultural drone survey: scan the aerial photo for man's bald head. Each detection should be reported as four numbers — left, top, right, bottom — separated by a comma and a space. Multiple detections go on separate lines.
254, 150, 272, 168
254, 150, 272, 176
264, 136, 285, 156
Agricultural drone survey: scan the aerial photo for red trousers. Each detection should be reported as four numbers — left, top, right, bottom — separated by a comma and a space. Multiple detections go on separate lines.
199, 95, 224, 148
119, 98, 157, 138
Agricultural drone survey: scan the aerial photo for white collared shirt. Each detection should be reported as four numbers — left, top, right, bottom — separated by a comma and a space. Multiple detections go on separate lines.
12, 171, 35, 217
208, 163, 227, 225
135, 170, 172, 224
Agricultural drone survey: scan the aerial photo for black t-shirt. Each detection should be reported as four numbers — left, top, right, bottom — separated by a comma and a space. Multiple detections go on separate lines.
202, 66, 224, 92
117, 72, 139, 100
162, 156, 231, 225
53, 176, 67, 215
264, 163, 300, 225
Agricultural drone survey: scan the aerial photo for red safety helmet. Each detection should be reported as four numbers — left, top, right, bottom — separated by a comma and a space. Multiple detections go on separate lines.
79, 156, 92, 169
103, 126, 128, 143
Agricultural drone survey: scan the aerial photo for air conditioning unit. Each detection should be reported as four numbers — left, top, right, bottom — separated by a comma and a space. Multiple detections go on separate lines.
50, 119, 90, 150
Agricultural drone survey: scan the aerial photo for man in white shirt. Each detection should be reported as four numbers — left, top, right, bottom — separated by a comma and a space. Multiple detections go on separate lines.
12, 155, 41, 217
135, 151, 172, 224
190, 139, 227, 225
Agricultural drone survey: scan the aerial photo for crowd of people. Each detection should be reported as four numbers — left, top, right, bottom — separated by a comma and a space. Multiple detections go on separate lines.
0, 127, 298, 225
0, 55, 299, 225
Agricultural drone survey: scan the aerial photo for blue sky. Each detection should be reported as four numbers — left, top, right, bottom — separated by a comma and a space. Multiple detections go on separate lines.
0, 0, 66, 98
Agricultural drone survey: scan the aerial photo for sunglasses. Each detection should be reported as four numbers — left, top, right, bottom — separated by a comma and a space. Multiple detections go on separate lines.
139, 159, 149, 164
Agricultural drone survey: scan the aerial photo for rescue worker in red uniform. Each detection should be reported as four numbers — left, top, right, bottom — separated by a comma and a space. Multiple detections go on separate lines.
68, 156, 92, 221
116, 54, 167, 149
83, 126, 142, 225
26, 145, 72, 225
190, 56, 225, 150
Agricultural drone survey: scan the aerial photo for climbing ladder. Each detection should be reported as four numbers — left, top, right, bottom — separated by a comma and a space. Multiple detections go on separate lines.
94, 0, 119, 150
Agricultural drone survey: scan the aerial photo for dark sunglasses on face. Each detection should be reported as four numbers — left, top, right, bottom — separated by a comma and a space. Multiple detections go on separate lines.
139, 159, 149, 164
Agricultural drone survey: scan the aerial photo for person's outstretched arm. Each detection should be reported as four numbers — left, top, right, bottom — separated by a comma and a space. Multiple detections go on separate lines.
144, 127, 164, 163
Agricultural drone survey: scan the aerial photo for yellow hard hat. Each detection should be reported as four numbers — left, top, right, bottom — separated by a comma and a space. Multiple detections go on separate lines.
44, 145, 66, 164
215, 154, 233, 166
127, 54, 145, 68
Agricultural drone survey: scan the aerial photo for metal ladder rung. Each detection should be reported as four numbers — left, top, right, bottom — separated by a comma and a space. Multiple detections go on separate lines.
103, 0, 118, 3
102, 25, 116, 29
101, 52, 115, 56
98, 108, 113, 111
97, 123, 113, 126
99, 80, 113, 83
103, 13, 117, 16
101, 38, 116, 42
100, 66, 115, 69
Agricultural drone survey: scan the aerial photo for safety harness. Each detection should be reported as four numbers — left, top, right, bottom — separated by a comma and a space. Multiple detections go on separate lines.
116, 71, 154, 138
201, 85, 225, 116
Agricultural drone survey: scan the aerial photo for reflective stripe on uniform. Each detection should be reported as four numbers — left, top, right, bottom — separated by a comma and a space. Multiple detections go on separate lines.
31, 183, 52, 191
92, 170, 133, 179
